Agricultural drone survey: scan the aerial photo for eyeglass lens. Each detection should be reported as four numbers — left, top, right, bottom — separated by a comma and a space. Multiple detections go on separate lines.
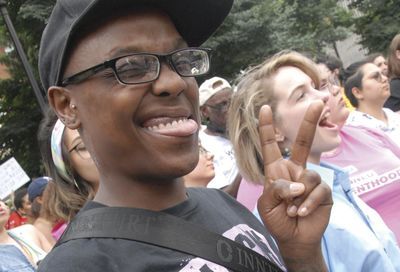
115, 49, 209, 84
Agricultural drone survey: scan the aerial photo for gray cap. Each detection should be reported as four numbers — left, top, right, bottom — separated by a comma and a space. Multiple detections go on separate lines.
38, 0, 233, 91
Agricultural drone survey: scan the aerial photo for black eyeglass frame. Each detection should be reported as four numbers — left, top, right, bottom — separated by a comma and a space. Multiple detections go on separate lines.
60, 47, 212, 87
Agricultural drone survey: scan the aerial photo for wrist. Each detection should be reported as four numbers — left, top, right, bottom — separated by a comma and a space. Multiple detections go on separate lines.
279, 242, 327, 272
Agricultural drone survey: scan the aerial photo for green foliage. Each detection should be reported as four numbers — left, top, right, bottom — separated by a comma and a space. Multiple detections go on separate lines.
349, 0, 400, 53
0, 0, 352, 177
0, 0, 54, 177
205, 0, 352, 81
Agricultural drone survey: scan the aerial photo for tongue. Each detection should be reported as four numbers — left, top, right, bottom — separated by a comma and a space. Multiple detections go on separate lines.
149, 119, 198, 137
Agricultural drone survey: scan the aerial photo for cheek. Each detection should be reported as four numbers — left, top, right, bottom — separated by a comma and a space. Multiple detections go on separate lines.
276, 106, 305, 143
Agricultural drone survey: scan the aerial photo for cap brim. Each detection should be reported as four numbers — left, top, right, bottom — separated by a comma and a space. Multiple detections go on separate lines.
57, 0, 233, 86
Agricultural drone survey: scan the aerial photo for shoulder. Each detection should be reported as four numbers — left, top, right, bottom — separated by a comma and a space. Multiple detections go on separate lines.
9, 224, 37, 236
38, 240, 104, 272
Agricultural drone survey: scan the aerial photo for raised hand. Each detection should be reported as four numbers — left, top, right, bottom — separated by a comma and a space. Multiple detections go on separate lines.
257, 101, 332, 270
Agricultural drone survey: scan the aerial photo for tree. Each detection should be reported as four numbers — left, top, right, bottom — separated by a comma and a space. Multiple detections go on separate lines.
349, 0, 400, 53
0, 0, 54, 177
204, 0, 352, 81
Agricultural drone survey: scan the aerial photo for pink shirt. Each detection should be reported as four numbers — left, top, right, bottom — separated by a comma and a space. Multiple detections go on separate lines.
322, 125, 400, 242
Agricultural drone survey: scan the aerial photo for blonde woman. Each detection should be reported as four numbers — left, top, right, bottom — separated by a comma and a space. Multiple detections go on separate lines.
228, 51, 400, 271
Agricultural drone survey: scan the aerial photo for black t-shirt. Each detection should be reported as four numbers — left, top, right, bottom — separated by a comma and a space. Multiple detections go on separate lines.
384, 78, 400, 111
38, 188, 285, 272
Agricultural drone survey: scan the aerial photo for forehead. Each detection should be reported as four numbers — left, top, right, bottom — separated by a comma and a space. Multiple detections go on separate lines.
207, 88, 232, 103
65, 10, 185, 75
362, 63, 380, 76
273, 66, 312, 96
63, 128, 81, 146
373, 56, 385, 64
317, 64, 330, 81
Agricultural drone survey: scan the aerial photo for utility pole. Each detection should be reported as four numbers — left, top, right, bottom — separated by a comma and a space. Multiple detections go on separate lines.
0, 0, 47, 115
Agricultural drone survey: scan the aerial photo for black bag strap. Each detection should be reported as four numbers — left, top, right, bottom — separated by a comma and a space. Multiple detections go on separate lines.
56, 207, 283, 272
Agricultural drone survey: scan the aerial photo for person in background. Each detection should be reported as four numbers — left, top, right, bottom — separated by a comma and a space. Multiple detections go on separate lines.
0, 200, 51, 271
28, 177, 56, 246
37, 109, 99, 240
366, 53, 388, 76
37, 0, 333, 270
324, 55, 343, 87
384, 34, 400, 112
183, 143, 215, 188
344, 60, 400, 147
5, 187, 31, 230
198, 76, 241, 193
315, 56, 354, 111
229, 50, 400, 271
320, 61, 400, 243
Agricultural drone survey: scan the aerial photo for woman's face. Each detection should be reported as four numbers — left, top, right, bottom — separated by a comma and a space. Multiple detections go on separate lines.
0, 201, 10, 227
360, 63, 390, 105
273, 66, 341, 157
183, 145, 215, 187
63, 128, 100, 192
318, 64, 349, 128
373, 55, 388, 76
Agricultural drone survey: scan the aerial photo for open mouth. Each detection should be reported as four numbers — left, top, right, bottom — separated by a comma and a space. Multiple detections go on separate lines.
318, 111, 336, 129
142, 116, 198, 137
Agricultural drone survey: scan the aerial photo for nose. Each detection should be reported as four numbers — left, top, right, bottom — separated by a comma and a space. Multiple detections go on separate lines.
206, 152, 214, 161
332, 85, 341, 96
151, 63, 187, 97
314, 87, 329, 104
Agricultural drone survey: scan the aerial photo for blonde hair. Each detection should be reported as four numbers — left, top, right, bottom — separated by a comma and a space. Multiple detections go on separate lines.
228, 51, 320, 184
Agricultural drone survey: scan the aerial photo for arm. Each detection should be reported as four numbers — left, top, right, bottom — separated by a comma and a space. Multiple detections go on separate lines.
257, 102, 332, 271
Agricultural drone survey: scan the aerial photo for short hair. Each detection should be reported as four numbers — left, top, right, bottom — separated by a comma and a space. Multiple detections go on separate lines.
325, 55, 343, 72
343, 60, 369, 108
228, 51, 320, 183
388, 34, 400, 78
13, 187, 28, 210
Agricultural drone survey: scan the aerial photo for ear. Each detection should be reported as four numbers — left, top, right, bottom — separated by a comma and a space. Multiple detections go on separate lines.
37, 196, 44, 205
352, 87, 363, 101
200, 105, 209, 121
48, 86, 81, 129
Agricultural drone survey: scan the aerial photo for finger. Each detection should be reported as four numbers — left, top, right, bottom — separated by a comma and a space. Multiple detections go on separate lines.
258, 105, 283, 171
291, 169, 322, 207
297, 181, 332, 217
290, 101, 324, 167
258, 179, 305, 214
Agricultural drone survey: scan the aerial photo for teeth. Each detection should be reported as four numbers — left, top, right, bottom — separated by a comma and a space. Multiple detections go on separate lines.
146, 118, 189, 131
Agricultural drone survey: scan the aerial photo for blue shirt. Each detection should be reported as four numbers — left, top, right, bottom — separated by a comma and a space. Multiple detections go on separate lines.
254, 162, 400, 272
0, 244, 35, 272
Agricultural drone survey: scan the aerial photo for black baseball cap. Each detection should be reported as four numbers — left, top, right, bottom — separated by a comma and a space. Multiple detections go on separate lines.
38, 0, 234, 91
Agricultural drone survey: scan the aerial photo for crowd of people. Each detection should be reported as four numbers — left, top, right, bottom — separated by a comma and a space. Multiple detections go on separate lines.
1, 0, 400, 271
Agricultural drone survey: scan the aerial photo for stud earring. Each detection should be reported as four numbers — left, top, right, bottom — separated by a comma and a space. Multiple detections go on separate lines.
282, 147, 291, 158
70, 104, 77, 109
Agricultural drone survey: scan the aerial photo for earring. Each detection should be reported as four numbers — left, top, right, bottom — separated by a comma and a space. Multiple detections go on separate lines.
70, 104, 76, 109
282, 147, 291, 158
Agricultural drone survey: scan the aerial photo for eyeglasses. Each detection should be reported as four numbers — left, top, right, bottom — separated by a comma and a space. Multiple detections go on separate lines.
68, 142, 91, 160
61, 47, 211, 86
205, 100, 231, 111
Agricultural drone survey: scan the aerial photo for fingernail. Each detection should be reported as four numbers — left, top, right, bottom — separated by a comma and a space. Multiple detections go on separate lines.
287, 205, 297, 216
298, 207, 308, 216
290, 183, 303, 193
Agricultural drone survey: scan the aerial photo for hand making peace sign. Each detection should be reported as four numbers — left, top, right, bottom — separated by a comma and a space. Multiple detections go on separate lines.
257, 101, 332, 270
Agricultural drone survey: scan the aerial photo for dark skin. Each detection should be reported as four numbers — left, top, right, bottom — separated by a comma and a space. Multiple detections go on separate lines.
258, 101, 332, 271
49, 10, 331, 271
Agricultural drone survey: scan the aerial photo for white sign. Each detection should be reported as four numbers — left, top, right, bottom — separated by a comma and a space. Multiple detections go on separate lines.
0, 157, 30, 199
